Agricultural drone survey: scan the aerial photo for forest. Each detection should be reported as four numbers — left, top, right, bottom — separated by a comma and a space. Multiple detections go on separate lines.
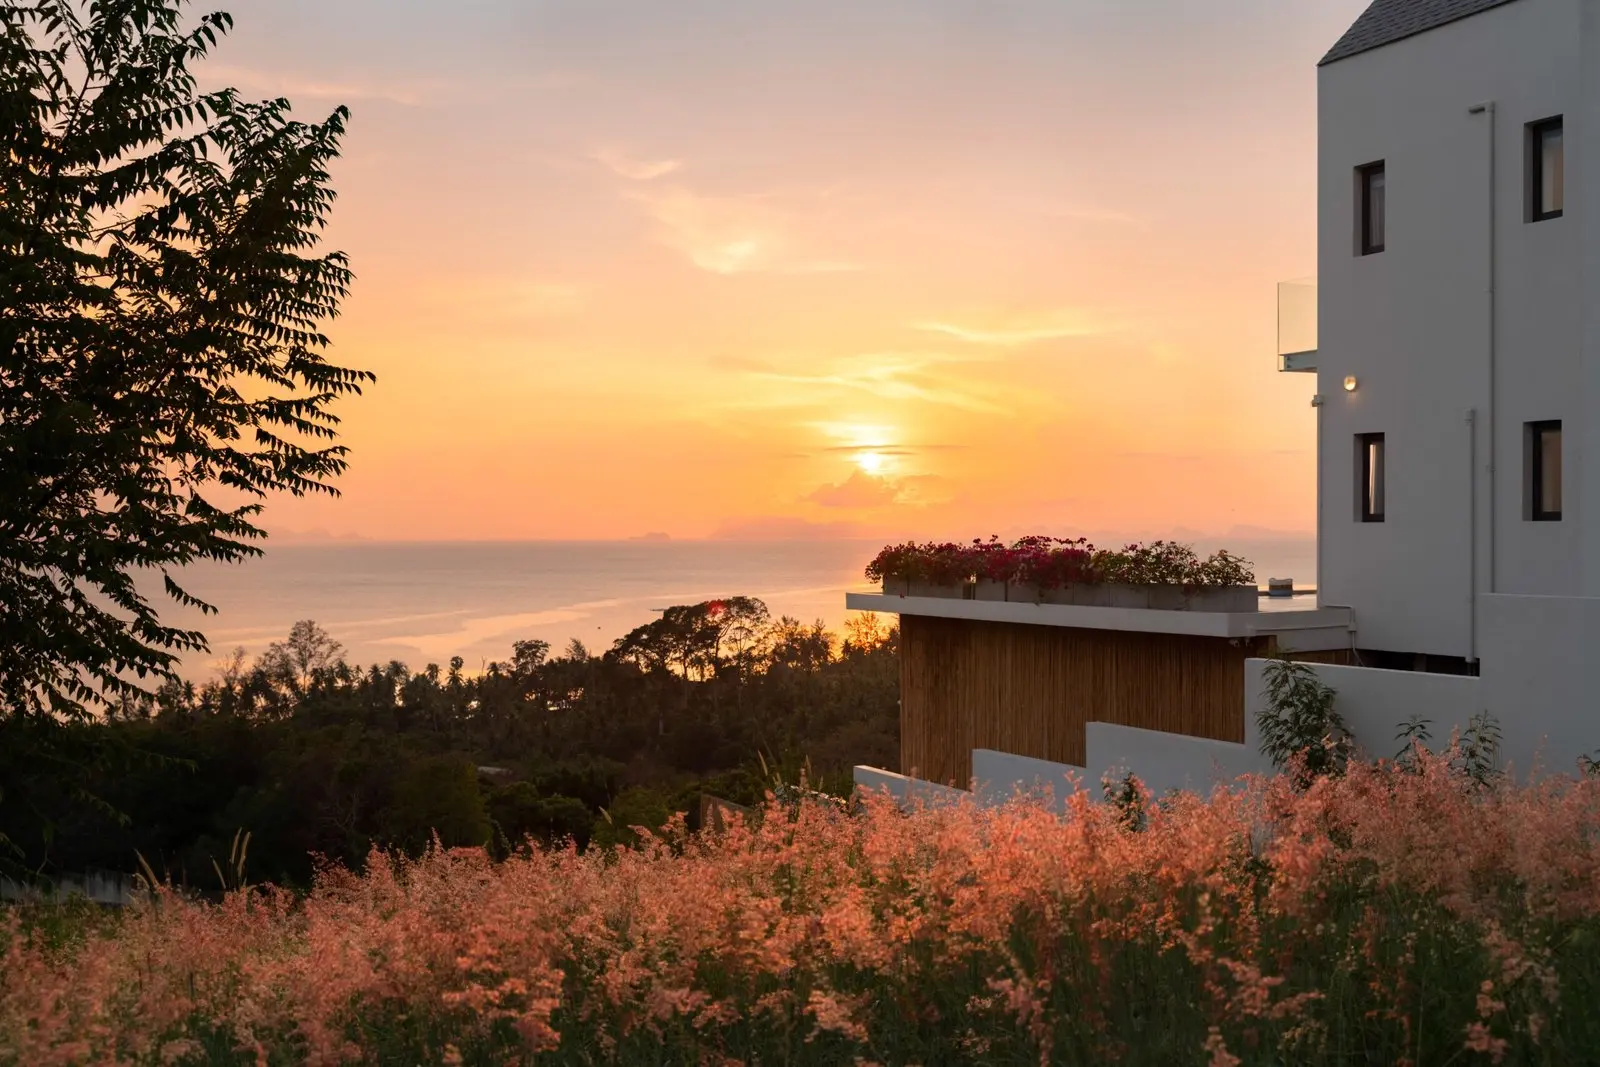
0, 599, 899, 890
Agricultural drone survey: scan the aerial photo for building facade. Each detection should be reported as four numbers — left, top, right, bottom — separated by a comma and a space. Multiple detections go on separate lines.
852, 0, 1600, 804
1312, 0, 1600, 774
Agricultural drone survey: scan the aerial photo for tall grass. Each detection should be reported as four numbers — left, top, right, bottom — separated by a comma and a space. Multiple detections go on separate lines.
4, 747, 1600, 1066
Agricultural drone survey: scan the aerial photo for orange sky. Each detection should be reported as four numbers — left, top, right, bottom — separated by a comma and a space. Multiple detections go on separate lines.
211, 0, 1371, 542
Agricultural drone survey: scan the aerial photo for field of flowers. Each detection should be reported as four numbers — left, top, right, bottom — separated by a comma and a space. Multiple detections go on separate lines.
5, 748, 1600, 1066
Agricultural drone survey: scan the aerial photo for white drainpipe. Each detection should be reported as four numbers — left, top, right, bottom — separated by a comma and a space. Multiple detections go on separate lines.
1468, 101, 1498, 611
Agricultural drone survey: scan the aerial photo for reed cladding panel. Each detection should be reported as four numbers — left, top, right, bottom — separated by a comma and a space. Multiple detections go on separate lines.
900, 615, 1256, 787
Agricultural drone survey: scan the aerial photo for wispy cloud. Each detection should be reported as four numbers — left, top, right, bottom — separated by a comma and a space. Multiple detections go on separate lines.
594, 147, 848, 273
593, 145, 863, 274
808, 470, 903, 509
806, 470, 953, 511
591, 147, 683, 182
622, 185, 863, 275
819, 444, 967, 455
913, 309, 1107, 346
750, 356, 1009, 414
201, 64, 445, 107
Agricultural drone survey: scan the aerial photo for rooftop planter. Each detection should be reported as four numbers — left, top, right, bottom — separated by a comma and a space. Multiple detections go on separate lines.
864, 537, 1258, 612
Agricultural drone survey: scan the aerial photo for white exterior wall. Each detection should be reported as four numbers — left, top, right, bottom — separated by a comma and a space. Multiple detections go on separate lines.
865, 728, 1276, 811
852, 765, 967, 807
1244, 658, 1483, 762
1582, 0, 1600, 593
971, 748, 1080, 810
1085, 723, 1270, 799
1479, 593, 1600, 773
1317, 0, 1584, 657
0, 871, 134, 907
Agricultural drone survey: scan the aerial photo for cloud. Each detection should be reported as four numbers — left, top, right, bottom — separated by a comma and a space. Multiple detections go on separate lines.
914, 310, 1107, 346
756, 370, 1005, 414
622, 185, 863, 275
743, 351, 1008, 413
807, 470, 904, 510
819, 444, 967, 455
591, 147, 683, 182
805, 470, 953, 511
202, 64, 442, 107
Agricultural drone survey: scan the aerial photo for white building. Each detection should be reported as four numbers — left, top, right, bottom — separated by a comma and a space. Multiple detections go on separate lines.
851, 0, 1600, 804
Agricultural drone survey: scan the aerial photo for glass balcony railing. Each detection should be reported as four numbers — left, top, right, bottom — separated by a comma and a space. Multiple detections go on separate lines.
1277, 277, 1317, 372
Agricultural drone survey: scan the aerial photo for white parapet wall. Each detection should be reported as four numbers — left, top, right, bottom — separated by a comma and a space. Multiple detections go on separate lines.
971, 749, 1084, 811
862, 735, 1268, 811
853, 765, 969, 808
1246, 636, 1600, 779
1244, 658, 1482, 764
1086, 722, 1271, 799
0, 870, 134, 907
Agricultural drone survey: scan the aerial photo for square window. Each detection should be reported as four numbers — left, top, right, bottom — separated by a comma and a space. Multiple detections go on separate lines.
1357, 433, 1385, 522
1358, 162, 1386, 255
1530, 118, 1564, 222
1528, 421, 1562, 520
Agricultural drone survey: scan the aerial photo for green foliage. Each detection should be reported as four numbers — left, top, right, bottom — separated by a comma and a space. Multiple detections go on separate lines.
0, 606, 900, 886
257, 621, 344, 692
1, 893, 120, 954
1455, 710, 1503, 788
1393, 714, 1433, 775
1256, 655, 1352, 785
488, 783, 592, 853
0, 0, 371, 719
609, 596, 771, 682
0, 710, 185, 879
383, 756, 492, 854
1100, 769, 1148, 832
1394, 711, 1504, 787
590, 787, 672, 850
758, 751, 852, 820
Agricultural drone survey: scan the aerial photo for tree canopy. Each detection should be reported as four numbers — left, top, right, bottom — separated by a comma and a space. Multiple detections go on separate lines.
0, 603, 901, 887
0, 0, 369, 718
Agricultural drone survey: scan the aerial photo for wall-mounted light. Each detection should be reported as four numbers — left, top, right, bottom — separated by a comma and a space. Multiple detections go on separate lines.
1343, 376, 1359, 393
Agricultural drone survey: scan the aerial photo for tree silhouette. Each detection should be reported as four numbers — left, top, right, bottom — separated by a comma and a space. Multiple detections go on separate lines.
0, 0, 370, 718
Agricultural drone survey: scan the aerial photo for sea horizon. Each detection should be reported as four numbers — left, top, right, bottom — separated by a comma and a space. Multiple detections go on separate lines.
153, 536, 1320, 682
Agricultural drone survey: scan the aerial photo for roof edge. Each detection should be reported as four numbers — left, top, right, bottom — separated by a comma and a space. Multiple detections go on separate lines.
1319, 0, 1524, 67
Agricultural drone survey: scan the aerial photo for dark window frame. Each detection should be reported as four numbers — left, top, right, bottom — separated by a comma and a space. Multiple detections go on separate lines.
1529, 420, 1562, 521
1358, 161, 1386, 255
1529, 117, 1564, 222
1358, 432, 1386, 523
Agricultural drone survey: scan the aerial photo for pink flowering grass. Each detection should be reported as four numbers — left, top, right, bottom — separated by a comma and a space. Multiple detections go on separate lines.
5, 749, 1600, 1066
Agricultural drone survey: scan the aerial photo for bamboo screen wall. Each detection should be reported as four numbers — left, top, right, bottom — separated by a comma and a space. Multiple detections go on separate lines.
898, 615, 1288, 787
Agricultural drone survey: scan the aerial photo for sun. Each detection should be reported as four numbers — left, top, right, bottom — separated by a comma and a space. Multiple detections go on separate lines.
855, 450, 890, 476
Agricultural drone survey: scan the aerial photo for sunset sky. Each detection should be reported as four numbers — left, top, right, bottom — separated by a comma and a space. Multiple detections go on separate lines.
212, 0, 1370, 543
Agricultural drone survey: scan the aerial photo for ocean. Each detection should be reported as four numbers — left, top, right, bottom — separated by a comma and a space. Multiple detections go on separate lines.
156, 538, 1318, 681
